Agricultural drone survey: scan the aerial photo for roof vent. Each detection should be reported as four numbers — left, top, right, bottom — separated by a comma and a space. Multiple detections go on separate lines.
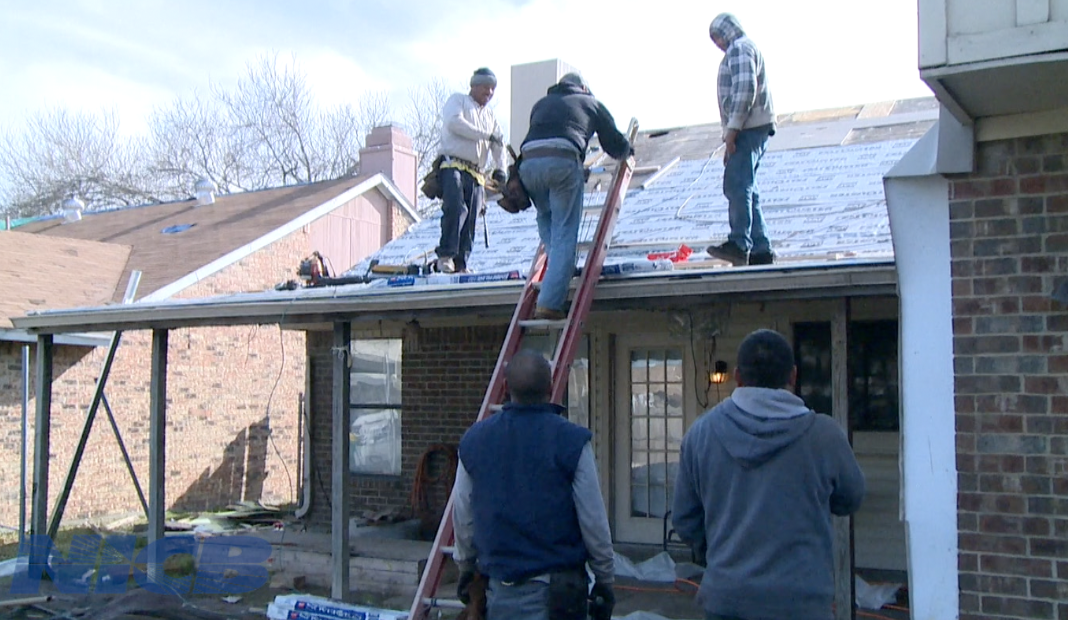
195, 177, 217, 206
62, 197, 84, 223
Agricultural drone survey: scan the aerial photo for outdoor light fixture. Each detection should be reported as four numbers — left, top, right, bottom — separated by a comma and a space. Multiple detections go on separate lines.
710, 360, 729, 385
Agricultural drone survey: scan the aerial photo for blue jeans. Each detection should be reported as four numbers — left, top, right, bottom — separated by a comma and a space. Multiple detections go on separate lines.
487, 578, 549, 620
437, 167, 483, 269
723, 125, 773, 254
518, 156, 585, 312
486, 574, 588, 620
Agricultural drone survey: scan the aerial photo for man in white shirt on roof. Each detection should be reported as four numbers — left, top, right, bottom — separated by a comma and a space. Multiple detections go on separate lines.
434, 67, 507, 274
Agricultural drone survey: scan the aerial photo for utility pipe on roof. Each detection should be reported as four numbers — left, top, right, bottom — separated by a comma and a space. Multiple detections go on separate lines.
641, 156, 681, 189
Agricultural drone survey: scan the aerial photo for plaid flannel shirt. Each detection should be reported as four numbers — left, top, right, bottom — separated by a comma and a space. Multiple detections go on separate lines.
717, 35, 774, 132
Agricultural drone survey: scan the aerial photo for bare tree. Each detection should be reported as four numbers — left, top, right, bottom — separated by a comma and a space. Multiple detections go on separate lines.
148, 91, 253, 197
0, 52, 456, 218
322, 91, 392, 178
401, 77, 455, 179
215, 54, 320, 186
0, 108, 160, 217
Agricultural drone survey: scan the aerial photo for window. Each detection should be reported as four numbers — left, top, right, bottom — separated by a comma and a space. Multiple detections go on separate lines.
793, 321, 900, 432
350, 339, 402, 475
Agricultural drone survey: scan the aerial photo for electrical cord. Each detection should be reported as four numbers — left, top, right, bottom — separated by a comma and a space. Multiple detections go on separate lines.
687, 310, 710, 410
264, 325, 295, 505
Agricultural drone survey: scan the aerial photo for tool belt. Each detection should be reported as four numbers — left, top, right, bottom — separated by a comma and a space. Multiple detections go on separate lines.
520, 146, 583, 162
498, 154, 532, 214
548, 567, 588, 620
420, 155, 445, 199
441, 156, 486, 186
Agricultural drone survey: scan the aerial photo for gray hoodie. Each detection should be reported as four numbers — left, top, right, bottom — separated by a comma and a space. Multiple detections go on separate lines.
672, 387, 865, 620
709, 13, 775, 132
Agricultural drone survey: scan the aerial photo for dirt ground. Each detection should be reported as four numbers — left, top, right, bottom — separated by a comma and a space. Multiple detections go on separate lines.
0, 577, 911, 620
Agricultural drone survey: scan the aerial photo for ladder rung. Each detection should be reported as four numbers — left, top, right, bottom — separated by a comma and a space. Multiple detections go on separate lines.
440, 546, 456, 555
489, 404, 504, 412
518, 319, 568, 330
423, 597, 467, 610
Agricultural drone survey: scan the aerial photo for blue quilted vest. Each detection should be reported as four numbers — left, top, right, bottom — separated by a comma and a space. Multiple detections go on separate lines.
458, 402, 592, 581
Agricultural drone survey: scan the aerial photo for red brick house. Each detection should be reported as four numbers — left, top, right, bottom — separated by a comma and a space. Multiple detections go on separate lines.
1, 125, 419, 529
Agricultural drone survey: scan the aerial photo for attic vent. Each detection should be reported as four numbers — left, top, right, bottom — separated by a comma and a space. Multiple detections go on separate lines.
648, 130, 670, 138
162, 223, 196, 234
195, 177, 217, 206
62, 197, 84, 223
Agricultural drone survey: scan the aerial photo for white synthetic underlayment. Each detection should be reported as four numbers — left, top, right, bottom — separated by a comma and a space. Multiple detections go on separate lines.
347, 139, 916, 279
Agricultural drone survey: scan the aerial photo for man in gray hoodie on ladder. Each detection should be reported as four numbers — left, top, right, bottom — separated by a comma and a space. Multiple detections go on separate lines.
672, 329, 865, 620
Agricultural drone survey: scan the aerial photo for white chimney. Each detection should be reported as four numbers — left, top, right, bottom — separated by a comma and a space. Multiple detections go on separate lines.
195, 177, 217, 206
62, 197, 84, 223
510, 59, 581, 153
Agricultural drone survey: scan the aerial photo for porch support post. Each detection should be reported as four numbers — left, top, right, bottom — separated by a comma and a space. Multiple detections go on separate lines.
831, 299, 855, 620
30, 335, 53, 565
147, 329, 169, 585
331, 321, 352, 601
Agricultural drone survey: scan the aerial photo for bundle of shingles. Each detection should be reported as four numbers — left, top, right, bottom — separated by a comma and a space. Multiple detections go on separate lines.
266, 594, 407, 620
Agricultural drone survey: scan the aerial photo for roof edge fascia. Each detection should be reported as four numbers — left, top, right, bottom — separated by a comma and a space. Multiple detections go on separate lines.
0, 327, 111, 347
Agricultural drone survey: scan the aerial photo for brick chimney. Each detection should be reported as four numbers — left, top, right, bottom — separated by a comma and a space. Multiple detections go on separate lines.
359, 125, 418, 206
510, 59, 581, 153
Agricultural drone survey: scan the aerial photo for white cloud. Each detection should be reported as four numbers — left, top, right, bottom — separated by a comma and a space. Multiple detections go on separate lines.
300, 51, 390, 109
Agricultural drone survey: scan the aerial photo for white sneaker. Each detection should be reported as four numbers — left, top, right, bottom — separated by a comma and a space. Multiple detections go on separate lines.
437, 257, 455, 273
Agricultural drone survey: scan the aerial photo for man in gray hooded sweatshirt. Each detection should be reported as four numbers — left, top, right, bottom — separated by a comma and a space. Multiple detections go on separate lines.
672, 329, 864, 620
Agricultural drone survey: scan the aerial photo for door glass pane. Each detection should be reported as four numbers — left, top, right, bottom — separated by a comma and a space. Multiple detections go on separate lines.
631, 418, 648, 453
629, 346, 684, 520
667, 418, 684, 452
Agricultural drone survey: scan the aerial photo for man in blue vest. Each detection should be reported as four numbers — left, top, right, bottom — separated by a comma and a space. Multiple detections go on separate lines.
452, 350, 615, 620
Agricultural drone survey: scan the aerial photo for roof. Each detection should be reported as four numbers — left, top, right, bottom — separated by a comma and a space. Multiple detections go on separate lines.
10, 97, 938, 334
15, 174, 418, 302
352, 99, 937, 278
0, 231, 131, 329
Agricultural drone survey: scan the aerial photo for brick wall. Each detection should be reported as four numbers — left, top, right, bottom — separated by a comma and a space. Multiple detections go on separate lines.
0, 231, 308, 527
306, 324, 505, 533
949, 133, 1068, 620
392, 204, 412, 240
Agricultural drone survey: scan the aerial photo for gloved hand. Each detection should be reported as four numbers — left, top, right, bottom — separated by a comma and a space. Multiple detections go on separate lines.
491, 169, 507, 186
488, 132, 504, 146
627, 145, 637, 160
457, 570, 476, 605
588, 581, 614, 620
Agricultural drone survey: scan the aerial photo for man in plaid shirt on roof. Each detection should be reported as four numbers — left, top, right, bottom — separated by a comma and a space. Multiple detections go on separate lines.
706, 13, 777, 268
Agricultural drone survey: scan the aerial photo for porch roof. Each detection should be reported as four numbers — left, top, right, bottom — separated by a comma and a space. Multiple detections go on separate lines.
11, 258, 896, 334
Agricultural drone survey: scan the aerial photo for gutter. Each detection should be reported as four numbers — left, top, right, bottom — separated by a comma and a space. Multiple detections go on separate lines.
0, 328, 111, 347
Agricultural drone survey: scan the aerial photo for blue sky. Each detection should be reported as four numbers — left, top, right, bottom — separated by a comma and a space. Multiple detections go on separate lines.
1, 0, 932, 136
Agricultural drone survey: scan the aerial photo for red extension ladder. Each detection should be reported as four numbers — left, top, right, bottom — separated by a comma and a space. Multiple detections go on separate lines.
408, 119, 639, 619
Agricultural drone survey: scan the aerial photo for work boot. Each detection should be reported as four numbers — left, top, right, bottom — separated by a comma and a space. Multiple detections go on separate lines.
706, 242, 748, 267
749, 250, 776, 266
437, 257, 456, 273
534, 306, 567, 321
